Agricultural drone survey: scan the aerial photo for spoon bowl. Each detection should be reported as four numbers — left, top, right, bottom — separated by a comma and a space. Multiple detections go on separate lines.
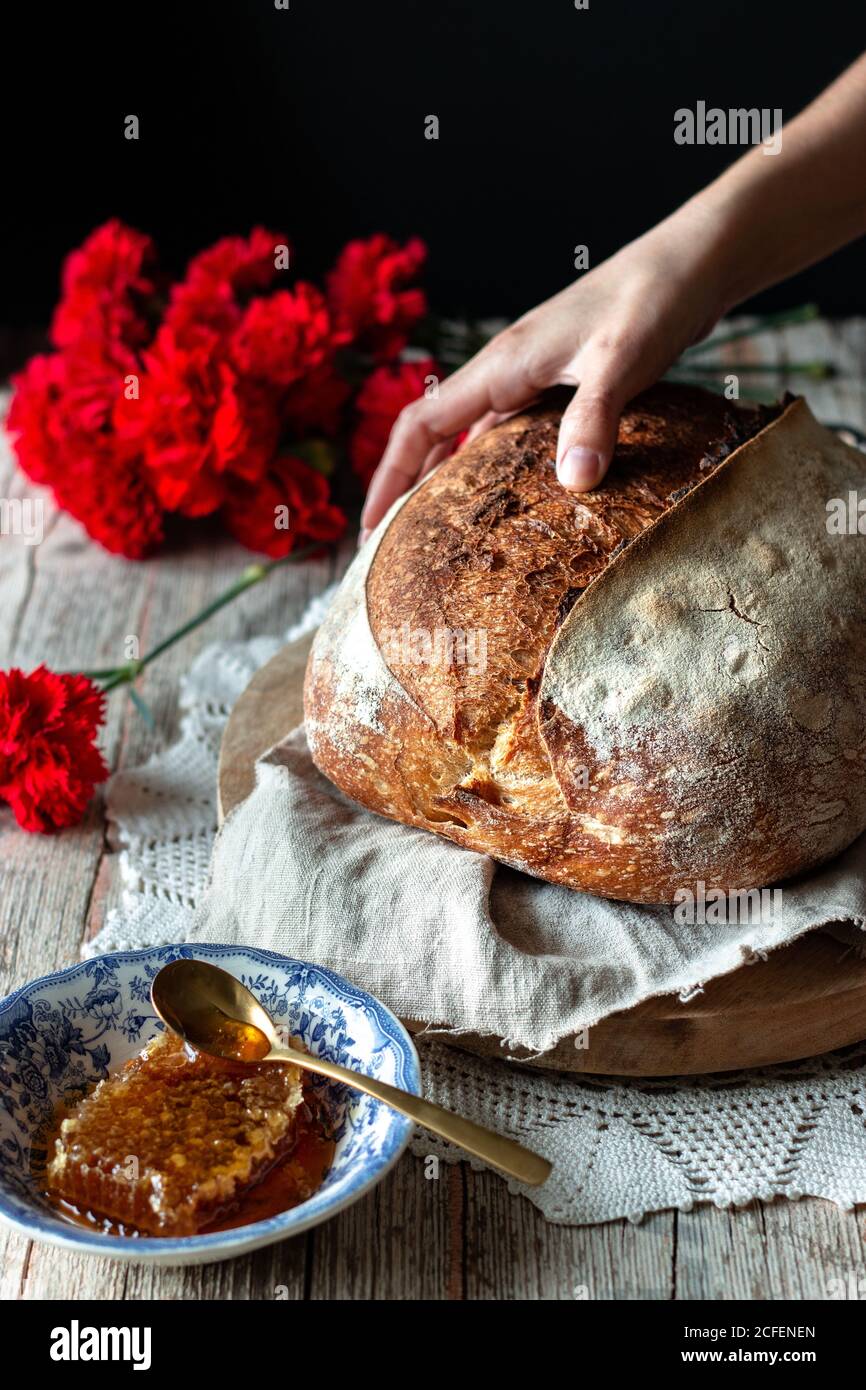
151, 958, 277, 1061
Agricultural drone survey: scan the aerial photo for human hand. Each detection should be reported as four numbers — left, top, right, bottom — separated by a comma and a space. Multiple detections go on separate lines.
361, 51, 866, 538
360, 208, 728, 537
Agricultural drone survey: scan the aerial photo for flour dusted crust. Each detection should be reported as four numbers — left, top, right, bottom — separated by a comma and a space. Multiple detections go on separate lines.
304, 385, 866, 903
540, 398, 866, 898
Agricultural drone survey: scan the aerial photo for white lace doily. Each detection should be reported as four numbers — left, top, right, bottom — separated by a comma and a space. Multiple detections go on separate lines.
89, 591, 866, 1225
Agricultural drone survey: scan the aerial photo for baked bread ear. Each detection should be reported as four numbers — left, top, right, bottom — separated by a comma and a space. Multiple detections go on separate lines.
304, 384, 866, 903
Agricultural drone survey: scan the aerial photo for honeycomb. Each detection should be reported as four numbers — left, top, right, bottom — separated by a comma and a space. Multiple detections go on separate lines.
45, 1030, 307, 1236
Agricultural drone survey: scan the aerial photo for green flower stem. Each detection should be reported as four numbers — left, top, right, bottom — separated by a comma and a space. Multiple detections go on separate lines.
83, 544, 320, 693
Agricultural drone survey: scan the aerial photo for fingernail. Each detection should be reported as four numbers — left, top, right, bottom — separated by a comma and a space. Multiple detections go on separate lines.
557, 446, 601, 490
357, 527, 371, 548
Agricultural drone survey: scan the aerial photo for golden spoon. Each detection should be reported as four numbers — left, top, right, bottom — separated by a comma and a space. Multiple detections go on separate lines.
151, 958, 551, 1188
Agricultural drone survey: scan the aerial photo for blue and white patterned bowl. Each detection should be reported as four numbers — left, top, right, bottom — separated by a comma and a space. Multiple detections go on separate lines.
0, 944, 420, 1265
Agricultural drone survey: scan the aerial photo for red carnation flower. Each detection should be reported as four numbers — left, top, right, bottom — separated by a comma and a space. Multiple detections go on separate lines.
9, 221, 430, 562
0, 666, 108, 833
222, 454, 347, 557
350, 357, 441, 486
50, 219, 158, 364
165, 227, 289, 348
230, 283, 349, 435
182, 227, 287, 294
115, 327, 279, 516
7, 352, 164, 558
6, 352, 68, 487
52, 431, 165, 559
231, 284, 334, 386
282, 365, 351, 437
327, 234, 427, 361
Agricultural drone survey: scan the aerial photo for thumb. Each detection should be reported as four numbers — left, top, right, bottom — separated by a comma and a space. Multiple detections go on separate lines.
555, 365, 626, 492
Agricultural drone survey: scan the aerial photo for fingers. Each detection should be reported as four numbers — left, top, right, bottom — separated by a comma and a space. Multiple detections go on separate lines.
360, 368, 490, 533
555, 358, 629, 492
360, 333, 540, 532
359, 312, 648, 529
358, 436, 450, 544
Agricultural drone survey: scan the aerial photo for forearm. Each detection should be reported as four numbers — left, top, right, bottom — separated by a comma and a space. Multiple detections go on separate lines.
683, 53, 866, 313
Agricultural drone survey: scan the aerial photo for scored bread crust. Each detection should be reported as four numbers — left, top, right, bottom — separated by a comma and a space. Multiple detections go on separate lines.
304, 384, 866, 903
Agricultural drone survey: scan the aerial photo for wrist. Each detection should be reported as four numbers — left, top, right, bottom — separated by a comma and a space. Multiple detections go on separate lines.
664, 194, 751, 321
631, 199, 738, 343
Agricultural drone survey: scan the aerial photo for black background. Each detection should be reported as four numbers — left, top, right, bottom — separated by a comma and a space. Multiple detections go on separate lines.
2, 0, 865, 359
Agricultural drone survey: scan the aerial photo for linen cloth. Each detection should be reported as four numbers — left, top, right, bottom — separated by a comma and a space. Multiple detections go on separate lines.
189, 723, 866, 1056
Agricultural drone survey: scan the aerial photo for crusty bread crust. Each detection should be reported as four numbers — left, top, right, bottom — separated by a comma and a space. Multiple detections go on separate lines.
304, 384, 866, 903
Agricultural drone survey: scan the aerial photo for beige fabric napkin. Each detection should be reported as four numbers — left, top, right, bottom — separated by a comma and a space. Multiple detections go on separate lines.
188, 725, 866, 1056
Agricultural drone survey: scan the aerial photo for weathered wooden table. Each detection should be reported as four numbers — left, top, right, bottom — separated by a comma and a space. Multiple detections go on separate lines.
2, 319, 866, 1300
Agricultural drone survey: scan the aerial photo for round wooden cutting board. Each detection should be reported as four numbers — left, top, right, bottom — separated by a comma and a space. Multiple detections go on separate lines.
218, 636, 866, 1076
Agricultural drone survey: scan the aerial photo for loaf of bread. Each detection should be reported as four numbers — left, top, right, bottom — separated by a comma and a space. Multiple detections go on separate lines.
304, 384, 866, 903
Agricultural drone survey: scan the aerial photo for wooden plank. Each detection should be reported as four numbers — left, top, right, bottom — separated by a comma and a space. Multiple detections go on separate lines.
462, 1182, 866, 1302
4, 1226, 310, 1300
308, 1155, 456, 1300
6, 1169, 865, 1300
673, 1200, 866, 1301
462, 1168, 676, 1300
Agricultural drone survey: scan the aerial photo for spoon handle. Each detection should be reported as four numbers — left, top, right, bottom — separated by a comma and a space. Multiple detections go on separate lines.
272, 1044, 551, 1187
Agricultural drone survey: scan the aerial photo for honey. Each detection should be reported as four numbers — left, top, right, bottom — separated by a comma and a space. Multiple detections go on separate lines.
39, 1031, 333, 1237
